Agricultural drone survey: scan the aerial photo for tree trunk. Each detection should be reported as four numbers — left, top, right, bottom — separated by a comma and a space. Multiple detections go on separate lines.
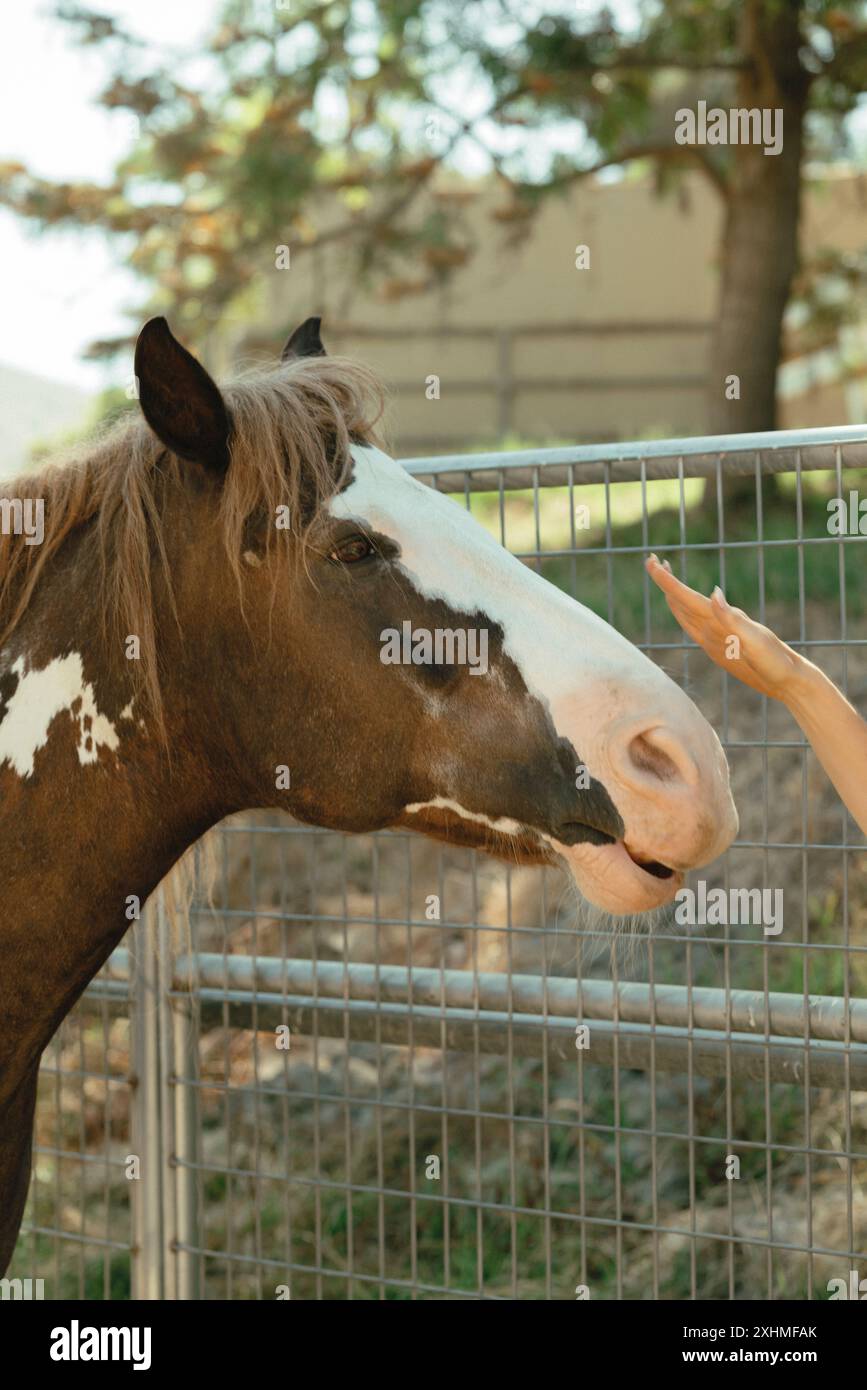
704, 1, 811, 508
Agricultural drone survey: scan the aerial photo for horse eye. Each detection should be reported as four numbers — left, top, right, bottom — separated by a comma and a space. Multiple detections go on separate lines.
329, 535, 376, 565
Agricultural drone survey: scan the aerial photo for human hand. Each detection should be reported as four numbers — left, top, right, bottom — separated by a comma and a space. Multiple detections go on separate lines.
645, 554, 803, 702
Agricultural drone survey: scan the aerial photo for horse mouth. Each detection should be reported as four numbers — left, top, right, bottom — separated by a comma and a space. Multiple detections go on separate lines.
557, 823, 677, 882
623, 844, 676, 881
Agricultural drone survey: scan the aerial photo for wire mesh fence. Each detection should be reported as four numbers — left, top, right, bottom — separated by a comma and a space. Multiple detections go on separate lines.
9, 423, 867, 1300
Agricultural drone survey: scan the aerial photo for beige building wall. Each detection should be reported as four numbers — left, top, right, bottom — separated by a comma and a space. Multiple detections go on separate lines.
237, 170, 867, 456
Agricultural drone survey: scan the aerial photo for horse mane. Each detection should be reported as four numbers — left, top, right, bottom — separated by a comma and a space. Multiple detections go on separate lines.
0, 353, 386, 729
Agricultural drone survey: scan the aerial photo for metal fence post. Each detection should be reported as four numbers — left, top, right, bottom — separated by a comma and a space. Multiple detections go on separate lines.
168, 986, 201, 1299
129, 904, 165, 1300
156, 888, 202, 1300
130, 888, 201, 1299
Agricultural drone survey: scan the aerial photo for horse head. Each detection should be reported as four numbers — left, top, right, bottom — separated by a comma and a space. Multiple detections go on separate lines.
133, 315, 738, 915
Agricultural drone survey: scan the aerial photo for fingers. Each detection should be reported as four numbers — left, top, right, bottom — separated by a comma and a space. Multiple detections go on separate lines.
710, 585, 755, 637
711, 585, 732, 615
644, 556, 776, 692
645, 554, 715, 622
645, 556, 745, 656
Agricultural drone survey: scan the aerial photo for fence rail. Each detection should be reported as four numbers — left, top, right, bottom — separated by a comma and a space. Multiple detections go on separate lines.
13, 421, 867, 1301
98, 949, 867, 1087
406, 422, 867, 490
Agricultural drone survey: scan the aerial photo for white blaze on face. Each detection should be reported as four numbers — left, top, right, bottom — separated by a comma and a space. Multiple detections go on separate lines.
334, 444, 737, 913
336, 443, 667, 718
0, 652, 120, 779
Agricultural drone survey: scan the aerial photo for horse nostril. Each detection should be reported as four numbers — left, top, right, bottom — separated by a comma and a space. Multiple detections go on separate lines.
626, 727, 697, 787
629, 733, 679, 781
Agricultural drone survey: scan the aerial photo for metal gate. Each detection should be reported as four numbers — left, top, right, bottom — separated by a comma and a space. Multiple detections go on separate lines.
10, 423, 867, 1300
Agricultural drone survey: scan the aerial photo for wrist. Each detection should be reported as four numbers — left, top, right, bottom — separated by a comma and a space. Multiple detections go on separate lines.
781, 654, 827, 724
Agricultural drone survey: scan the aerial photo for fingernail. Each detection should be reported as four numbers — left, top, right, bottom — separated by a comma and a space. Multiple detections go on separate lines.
663, 559, 672, 573
712, 585, 728, 605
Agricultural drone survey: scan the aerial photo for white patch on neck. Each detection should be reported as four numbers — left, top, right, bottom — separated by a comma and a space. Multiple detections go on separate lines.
0, 652, 120, 779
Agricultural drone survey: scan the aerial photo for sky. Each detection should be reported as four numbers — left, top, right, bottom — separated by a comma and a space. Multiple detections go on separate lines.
0, 1, 217, 391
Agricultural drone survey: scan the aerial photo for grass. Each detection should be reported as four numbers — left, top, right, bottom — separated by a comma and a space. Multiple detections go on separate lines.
464, 468, 867, 638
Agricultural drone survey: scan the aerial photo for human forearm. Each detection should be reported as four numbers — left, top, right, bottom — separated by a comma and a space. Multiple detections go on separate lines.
782, 656, 867, 837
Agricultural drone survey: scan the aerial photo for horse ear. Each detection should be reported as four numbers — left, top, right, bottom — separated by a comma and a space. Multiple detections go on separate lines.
134, 317, 231, 473
281, 316, 326, 361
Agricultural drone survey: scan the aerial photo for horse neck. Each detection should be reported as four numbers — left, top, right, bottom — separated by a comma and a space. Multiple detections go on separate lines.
0, 521, 232, 1072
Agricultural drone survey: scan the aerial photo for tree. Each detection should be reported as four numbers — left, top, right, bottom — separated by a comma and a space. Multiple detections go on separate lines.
2, 0, 866, 441
444, 0, 867, 435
